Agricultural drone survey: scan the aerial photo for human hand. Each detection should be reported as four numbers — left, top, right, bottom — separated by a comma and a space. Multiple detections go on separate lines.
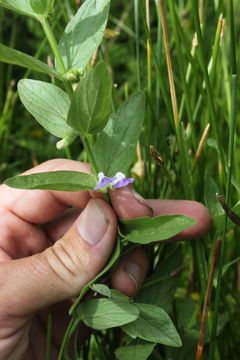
0, 159, 211, 360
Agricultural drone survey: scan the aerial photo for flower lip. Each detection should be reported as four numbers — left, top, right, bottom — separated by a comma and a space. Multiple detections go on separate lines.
93, 172, 135, 191
93, 172, 115, 190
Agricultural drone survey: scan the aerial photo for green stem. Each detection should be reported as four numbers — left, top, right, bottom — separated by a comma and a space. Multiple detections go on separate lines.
40, 16, 73, 97
208, 0, 237, 358
191, 0, 226, 182
134, 0, 141, 89
40, 16, 66, 75
80, 135, 99, 175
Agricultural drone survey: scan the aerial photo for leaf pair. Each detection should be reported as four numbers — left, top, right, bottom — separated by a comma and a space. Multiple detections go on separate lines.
77, 296, 181, 347
17, 61, 112, 142
87, 284, 182, 347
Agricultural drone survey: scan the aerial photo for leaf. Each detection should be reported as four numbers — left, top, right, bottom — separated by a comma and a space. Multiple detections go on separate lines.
204, 175, 224, 217
69, 237, 121, 314
57, 0, 110, 71
115, 340, 155, 360
91, 284, 129, 302
95, 91, 145, 177
213, 257, 240, 288
77, 298, 139, 330
0, 0, 37, 18
30, 0, 53, 15
90, 284, 111, 298
207, 139, 240, 193
67, 61, 112, 134
136, 245, 183, 312
18, 79, 74, 139
122, 303, 182, 347
176, 297, 198, 331
0, 44, 61, 79
120, 215, 196, 244
4, 171, 96, 191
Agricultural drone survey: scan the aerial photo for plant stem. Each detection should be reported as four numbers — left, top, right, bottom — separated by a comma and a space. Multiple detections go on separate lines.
139, 0, 173, 125
40, 17, 66, 75
46, 315, 52, 360
134, 0, 141, 89
80, 134, 99, 175
158, 0, 193, 199
196, 238, 221, 360
40, 16, 73, 97
190, 0, 226, 182
208, 0, 237, 358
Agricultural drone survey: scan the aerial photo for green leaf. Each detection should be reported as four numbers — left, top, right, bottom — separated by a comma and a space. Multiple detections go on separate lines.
115, 340, 155, 360
77, 298, 139, 330
213, 257, 240, 287
122, 303, 182, 347
95, 91, 145, 177
120, 215, 196, 244
136, 245, 183, 312
0, 0, 37, 18
91, 284, 129, 302
0, 44, 61, 79
57, 0, 110, 72
4, 171, 96, 191
69, 237, 121, 314
18, 79, 74, 139
67, 62, 112, 134
90, 284, 111, 298
30, 0, 53, 15
204, 175, 224, 217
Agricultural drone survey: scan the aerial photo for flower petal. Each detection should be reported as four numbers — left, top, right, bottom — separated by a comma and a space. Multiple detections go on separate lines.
93, 176, 115, 190
112, 177, 135, 188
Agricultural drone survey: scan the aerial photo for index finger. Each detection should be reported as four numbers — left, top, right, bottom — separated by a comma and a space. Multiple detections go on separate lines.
110, 186, 211, 240
0, 159, 98, 224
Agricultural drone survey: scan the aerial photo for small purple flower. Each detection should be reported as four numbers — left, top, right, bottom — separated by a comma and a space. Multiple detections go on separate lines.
93, 172, 135, 191
93, 172, 115, 190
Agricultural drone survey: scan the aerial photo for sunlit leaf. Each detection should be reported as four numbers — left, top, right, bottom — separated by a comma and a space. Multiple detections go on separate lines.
4, 171, 96, 191
120, 215, 196, 244
57, 0, 110, 71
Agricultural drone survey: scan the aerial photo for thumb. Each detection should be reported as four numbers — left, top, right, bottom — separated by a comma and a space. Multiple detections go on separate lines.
0, 199, 117, 315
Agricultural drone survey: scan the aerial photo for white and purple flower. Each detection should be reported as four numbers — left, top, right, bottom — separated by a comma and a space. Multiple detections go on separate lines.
93, 172, 135, 191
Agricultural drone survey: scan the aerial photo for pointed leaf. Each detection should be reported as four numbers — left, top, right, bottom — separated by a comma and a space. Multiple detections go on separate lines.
4, 171, 96, 191
90, 284, 111, 298
18, 79, 74, 138
67, 61, 112, 134
0, 44, 61, 79
77, 298, 139, 330
122, 303, 182, 347
120, 215, 196, 244
30, 0, 54, 15
91, 284, 129, 302
95, 91, 145, 177
0, 0, 37, 18
115, 340, 155, 360
57, 0, 110, 71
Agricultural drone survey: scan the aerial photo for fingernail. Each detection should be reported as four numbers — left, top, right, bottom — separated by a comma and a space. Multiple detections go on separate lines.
77, 200, 108, 245
124, 262, 142, 290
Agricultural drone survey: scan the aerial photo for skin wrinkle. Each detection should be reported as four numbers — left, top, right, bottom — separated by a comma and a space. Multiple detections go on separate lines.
0, 206, 48, 260
50, 242, 77, 277
44, 247, 77, 291
0, 322, 31, 360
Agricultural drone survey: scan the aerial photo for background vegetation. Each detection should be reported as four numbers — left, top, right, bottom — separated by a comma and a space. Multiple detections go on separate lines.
0, 0, 240, 359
